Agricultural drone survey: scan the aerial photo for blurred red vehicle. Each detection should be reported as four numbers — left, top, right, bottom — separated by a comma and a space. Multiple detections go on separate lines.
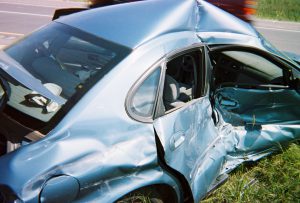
87, 0, 257, 22
206, 0, 257, 22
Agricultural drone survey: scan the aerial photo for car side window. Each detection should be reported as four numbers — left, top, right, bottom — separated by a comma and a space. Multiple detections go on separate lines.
129, 68, 161, 118
163, 49, 204, 112
213, 50, 286, 86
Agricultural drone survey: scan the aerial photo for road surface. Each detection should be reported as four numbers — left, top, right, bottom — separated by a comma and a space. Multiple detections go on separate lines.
0, 0, 85, 48
254, 19, 300, 56
0, 0, 299, 56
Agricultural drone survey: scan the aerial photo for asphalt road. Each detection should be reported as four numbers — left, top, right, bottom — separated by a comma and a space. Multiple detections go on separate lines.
0, 0, 85, 47
0, 0, 299, 56
254, 20, 300, 56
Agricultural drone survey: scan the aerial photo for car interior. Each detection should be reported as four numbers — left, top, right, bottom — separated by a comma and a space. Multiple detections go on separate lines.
163, 51, 201, 111
0, 28, 119, 156
210, 50, 287, 89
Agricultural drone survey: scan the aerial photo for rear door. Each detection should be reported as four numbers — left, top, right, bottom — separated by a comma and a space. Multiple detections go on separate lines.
209, 46, 300, 125
152, 47, 225, 199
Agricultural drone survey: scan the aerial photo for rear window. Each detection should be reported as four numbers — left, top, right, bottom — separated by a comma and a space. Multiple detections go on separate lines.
3, 22, 130, 123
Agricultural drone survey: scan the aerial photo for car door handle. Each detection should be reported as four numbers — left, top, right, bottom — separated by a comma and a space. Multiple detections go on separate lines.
170, 131, 185, 151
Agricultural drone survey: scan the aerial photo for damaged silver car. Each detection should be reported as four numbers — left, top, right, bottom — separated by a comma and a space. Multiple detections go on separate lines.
0, 0, 299, 202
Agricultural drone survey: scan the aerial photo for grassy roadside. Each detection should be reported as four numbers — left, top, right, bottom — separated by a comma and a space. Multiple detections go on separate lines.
202, 143, 300, 202
256, 0, 300, 22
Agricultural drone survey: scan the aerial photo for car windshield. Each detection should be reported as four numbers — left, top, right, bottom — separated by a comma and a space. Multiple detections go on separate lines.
3, 22, 130, 123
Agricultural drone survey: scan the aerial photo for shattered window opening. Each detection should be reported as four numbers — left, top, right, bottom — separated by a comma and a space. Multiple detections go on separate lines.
163, 49, 204, 112
213, 50, 287, 87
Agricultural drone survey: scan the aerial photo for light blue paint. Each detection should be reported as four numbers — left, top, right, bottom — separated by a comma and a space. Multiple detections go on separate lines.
0, 0, 299, 202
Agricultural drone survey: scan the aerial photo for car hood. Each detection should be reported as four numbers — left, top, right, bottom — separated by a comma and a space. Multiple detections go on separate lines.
284, 52, 300, 65
0, 51, 65, 105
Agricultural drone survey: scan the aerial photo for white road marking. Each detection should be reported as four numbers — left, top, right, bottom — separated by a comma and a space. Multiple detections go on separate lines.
0, 31, 24, 36
0, 2, 58, 8
0, 1, 85, 8
0, 10, 52, 17
256, 26, 300, 33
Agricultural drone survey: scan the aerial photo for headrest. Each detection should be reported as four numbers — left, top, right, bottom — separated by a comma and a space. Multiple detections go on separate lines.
163, 75, 179, 102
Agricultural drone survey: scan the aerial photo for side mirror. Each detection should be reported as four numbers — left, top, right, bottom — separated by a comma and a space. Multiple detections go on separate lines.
296, 78, 300, 94
0, 76, 9, 111
0, 82, 4, 100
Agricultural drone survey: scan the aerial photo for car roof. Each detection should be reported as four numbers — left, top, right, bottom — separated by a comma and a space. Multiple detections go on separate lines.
57, 0, 258, 49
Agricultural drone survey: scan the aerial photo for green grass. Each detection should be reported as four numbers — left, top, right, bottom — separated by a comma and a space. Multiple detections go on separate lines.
70, 0, 300, 22
256, 0, 300, 22
202, 143, 300, 203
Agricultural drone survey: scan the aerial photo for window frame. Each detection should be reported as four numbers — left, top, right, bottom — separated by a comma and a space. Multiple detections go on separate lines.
209, 45, 296, 89
126, 45, 206, 123
155, 46, 206, 116
126, 60, 164, 123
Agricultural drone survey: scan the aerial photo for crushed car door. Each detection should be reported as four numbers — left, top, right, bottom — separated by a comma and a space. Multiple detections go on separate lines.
153, 47, 225, 200
209, 46, 300, 126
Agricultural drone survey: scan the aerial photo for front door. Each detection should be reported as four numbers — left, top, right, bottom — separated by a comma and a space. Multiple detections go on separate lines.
209, 46, 300, 125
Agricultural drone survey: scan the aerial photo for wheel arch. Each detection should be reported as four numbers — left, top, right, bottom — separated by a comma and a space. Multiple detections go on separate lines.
115, 183, 179, 203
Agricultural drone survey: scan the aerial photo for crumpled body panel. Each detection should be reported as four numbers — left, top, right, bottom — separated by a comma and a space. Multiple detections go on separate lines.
215, 87, 300, 125
0, 113, 180, 202
0, 0, 299, 202
186, 110, 299, 201
154, 97, 218, 183
155, 86, 300, 201
189, 87, 300, 200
